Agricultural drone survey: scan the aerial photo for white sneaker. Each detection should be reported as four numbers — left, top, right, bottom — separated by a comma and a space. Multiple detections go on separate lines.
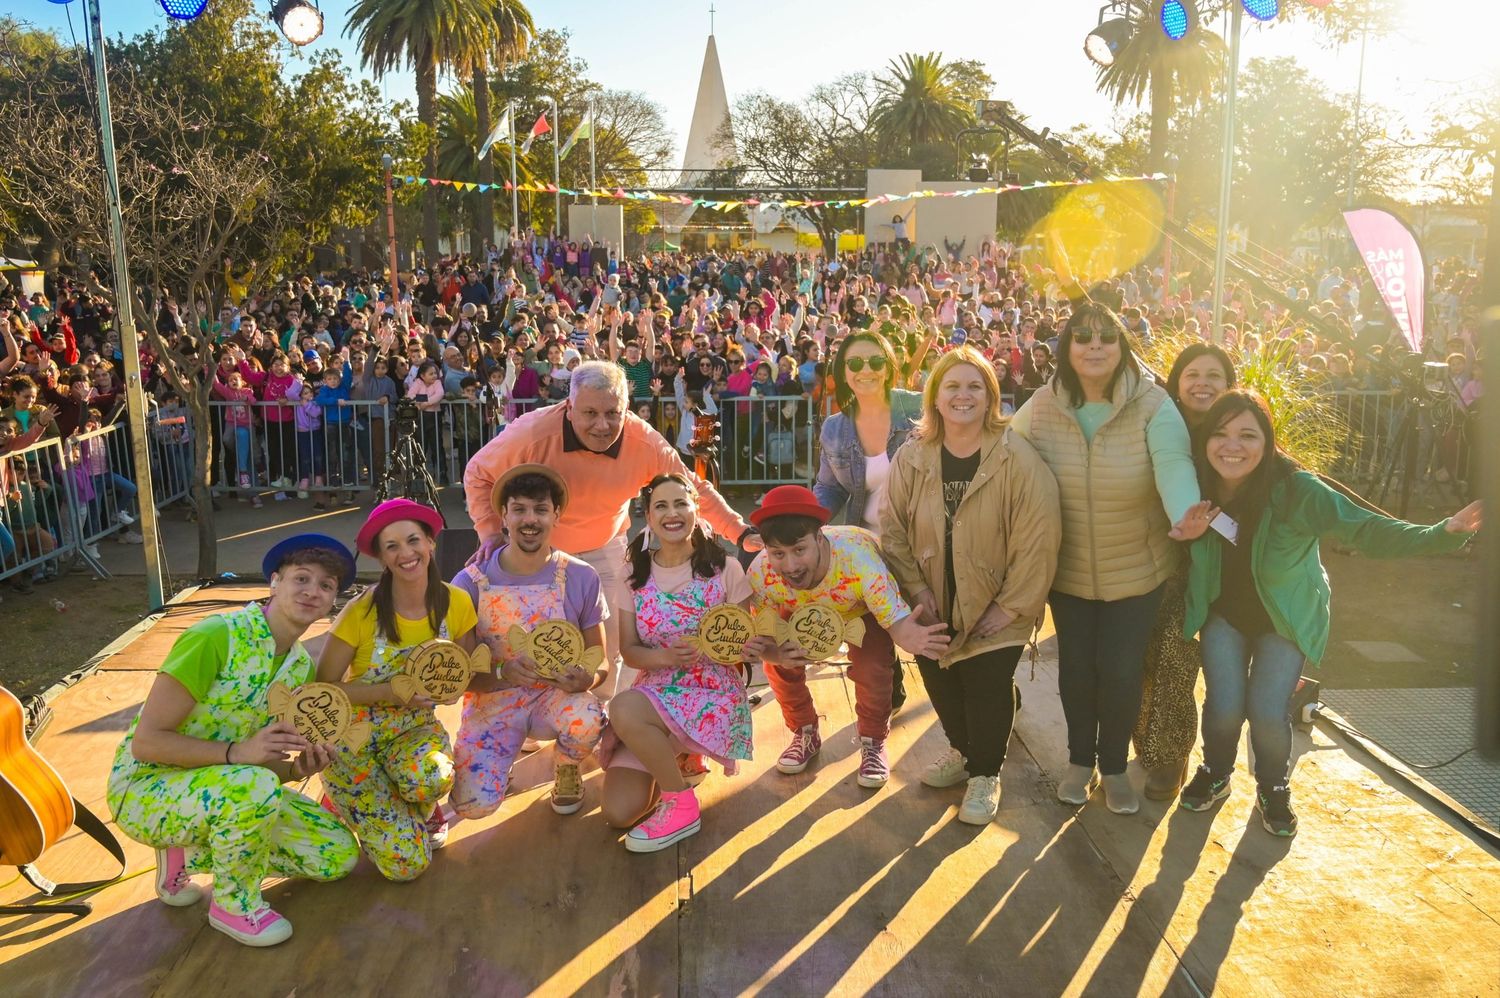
121, 531, 144, 544
1101, 773, 1139, 815
1056, 764, 1099, 805
115, 510, 136, 526
84, 543, 102, 559
921, 747, 970, 788
958, 775, 1001, 825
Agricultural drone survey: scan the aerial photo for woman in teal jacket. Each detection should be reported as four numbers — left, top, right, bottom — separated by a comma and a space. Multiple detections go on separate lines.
1170, 391, 1481, 838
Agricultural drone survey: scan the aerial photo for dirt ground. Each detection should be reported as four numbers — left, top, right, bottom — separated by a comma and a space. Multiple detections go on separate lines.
1321, 543, 1480, 689
0, 572, 158, 699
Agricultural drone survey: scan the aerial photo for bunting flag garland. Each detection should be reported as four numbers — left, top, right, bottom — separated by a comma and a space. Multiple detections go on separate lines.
476, 105, 512, 160
392, 173, 1170, 211
519, 113, 550, 155
559, 110, 593, 160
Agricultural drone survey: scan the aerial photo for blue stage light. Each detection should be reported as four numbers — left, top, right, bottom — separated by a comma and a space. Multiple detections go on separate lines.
1241, 0, 1281, 21
158, 0, 210, 20
1160, 0, 1191, 41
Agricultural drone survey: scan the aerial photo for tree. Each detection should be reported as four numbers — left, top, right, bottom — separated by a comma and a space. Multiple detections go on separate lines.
719, 75, 881, 257
346, 0, 501, 260
873, 53, 973, 159
1092, 1, 1224, 172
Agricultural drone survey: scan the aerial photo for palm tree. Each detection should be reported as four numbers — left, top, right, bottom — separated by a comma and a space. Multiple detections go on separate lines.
346, 0, 500, 260
873, 53, 972, 155
436, 88, 539, 236
1093, 3, 1225, 171
467, 1, 534, 250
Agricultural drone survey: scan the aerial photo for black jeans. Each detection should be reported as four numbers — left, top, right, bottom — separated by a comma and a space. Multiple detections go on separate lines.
916, 645, 1024, 778
1049, 583, 1167, 776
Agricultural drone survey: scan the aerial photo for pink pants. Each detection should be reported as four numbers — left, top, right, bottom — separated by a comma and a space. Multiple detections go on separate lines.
450, 685, 604, 820
764, 612, 894, 741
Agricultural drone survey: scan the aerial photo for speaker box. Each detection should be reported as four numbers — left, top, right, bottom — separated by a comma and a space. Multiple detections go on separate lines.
436, 527, 480, 583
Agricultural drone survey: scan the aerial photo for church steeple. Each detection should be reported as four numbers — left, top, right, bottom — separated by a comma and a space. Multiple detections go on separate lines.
665, 32, 735, 232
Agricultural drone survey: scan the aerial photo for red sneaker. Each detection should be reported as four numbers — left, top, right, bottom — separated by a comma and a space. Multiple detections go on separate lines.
776, 725, 821, 775
677, 753, 710, 787
426, 803, 451, 849
856, 736, 890, 789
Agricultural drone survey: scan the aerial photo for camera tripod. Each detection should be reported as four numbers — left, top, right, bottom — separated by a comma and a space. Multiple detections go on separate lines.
1371, 387, 1464, 518
376, 406, 442, 509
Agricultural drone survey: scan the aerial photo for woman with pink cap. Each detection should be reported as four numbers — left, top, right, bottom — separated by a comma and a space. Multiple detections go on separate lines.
316, 498, 479, 881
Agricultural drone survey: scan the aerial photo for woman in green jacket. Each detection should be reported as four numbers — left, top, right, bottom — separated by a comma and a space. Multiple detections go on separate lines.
1171, 391, 1482, 838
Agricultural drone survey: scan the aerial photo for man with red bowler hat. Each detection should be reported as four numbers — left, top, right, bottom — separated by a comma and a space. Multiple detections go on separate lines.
746, 485, 949, 788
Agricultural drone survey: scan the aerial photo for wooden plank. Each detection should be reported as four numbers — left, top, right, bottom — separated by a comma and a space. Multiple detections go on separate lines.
679, 670, 1189, 997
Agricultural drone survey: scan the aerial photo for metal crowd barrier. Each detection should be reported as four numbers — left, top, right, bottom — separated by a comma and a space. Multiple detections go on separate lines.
1325, 389, 1475, 503
0, 420, 143, 585
206, 392, 820, 494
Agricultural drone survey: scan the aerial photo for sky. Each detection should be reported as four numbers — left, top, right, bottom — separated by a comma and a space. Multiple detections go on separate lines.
21, 0, 1500, 197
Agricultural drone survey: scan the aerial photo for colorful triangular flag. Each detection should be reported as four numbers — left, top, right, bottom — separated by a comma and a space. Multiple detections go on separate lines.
520, 112, 551, 156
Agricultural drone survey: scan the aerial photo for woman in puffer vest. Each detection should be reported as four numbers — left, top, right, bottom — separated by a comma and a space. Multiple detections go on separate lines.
1011, 302, 1200, 815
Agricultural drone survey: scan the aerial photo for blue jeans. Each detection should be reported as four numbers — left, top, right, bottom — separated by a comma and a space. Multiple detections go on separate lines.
1199, 613, 1306, 787
1049, 583, 1167, 775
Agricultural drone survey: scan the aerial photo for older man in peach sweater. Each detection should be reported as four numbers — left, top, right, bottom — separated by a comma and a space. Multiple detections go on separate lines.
464, 361, 760, 694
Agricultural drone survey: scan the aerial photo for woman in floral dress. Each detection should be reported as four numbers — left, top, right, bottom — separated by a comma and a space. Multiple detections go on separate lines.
599, 473, 756, 852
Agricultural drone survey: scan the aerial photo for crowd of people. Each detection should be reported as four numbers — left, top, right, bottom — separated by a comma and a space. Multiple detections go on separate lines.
84, 222, 1487, 949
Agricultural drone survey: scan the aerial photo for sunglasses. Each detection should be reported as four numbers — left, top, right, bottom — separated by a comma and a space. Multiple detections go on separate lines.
843, 356, 888, 373
1073, 329, 1119, 345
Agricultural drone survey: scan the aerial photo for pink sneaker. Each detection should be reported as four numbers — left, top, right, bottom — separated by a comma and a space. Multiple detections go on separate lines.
426, 803, 450, 850
153, 846, 204, 907
625, 788, 701, 853
776, 725, 821, 775
856, 736, 890, 789
208, 901, 293, 947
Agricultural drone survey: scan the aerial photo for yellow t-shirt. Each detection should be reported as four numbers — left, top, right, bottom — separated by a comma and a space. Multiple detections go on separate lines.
330, 583, 478, 678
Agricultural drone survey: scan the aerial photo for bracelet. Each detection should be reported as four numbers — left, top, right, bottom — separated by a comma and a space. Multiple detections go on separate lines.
225, 741, 234, 765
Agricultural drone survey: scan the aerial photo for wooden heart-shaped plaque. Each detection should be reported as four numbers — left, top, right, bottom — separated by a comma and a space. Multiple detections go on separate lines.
784, 603, 867, 661
392, 639, 494, 704
268, 681, 371, 750
508, 620, 604, 680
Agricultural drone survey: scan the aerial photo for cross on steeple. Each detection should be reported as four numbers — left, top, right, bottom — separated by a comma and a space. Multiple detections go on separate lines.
709, 3, 716, 35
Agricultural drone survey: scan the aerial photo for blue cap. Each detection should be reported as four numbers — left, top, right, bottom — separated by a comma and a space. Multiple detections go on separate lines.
262, 533, 357, 590
302, 349, 319, 361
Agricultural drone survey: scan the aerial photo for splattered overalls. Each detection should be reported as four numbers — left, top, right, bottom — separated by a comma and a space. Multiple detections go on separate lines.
108, 605, 358, 917
320, 622, 455, 881
450, 556, 605, 820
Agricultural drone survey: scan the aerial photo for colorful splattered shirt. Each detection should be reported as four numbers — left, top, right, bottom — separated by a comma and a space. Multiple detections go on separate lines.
747, 525, 911, 628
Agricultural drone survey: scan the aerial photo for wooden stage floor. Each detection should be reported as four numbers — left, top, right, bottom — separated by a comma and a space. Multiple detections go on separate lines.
3, 586, 1498, 996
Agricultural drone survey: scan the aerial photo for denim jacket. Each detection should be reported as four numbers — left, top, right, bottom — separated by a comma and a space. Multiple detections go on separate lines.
814, 389, 923, 525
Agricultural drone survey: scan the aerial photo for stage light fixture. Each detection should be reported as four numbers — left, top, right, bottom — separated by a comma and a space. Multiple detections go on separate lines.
1160, 0, 1193, 41
270, 0, 324, 46
158, 0, 210, 19
1240, 0, 1280, 21
1084, 10, 1134, 68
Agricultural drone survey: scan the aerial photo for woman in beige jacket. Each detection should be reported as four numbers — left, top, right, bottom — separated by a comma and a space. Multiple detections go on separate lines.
882, 346, 1062, 824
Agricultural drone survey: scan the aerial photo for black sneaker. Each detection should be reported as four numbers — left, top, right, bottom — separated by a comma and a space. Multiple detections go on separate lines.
1256, 783, 1298, 837
889, 659, 907, 717
1179, 765, 1232, 811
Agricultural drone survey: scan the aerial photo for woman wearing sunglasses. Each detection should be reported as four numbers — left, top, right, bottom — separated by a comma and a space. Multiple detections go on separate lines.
813, 330, 925, 712
1011, 302, 1200, 815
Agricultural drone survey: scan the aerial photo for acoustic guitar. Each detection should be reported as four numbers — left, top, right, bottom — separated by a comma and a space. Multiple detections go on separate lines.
0, 685, 72, 868
0, 684, 124, 919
